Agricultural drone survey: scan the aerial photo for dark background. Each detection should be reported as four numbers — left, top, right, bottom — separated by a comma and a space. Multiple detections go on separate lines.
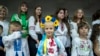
0, 0, 100, 25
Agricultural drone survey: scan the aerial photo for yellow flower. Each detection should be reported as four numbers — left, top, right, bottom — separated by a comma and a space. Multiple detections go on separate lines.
45, 15, 52, 22
54, 20, 59, 27
40, 23, 44, 28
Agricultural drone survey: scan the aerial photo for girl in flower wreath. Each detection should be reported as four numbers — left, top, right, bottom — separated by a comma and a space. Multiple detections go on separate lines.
36, 15, 67, 56
71, 21, 93, 56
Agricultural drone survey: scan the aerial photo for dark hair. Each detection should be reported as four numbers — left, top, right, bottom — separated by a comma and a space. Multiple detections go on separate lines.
10, 21, 22, 27
72, 9, 86, 24
18, 1, 28, 19
64, 8, 69, 19
92, 9, 100, 21
90, 24, 100, 44
34, 5, 42, 24
77, 21, 90, 33
0, 25, 3, 30
55, 8, 71, 36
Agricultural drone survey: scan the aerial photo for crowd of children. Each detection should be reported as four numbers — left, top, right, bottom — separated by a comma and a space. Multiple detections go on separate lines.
0, 1, 100, 56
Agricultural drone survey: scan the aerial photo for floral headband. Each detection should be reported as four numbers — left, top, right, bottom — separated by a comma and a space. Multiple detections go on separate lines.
40, 15, 59, 30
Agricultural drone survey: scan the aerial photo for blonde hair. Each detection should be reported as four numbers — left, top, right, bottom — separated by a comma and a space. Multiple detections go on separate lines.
73, 9, 86, 23
0, 5, 8, 15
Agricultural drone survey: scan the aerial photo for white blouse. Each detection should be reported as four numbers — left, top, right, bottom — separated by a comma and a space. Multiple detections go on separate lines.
0, 20, 9, 36
2, 31, 30, 56
70, 21, 79, 39
71, 37, 93, 56
92, 19, 100, 25
55, 22, 70, 47
29, 16, 43, 40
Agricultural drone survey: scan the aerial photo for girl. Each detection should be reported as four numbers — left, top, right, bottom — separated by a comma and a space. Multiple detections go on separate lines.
0, 5, 9, 36
90, 24, 100, 56
36, 15, 67, 56
28, 6, 42, 55
92, 9, 100, 25
11, 1, 29, 38
54, 8, 71, 56
71, 22, 93, 56
70, 9, 91, 39
2, 21, 30, 56
11, 2, 29, 56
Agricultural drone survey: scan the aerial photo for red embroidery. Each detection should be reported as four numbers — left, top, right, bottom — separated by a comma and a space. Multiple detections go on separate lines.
80, 44, 84, 48
49, 38, 55, 46
48, 48, 54, 53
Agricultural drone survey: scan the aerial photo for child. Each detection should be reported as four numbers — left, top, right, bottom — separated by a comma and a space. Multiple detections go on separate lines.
0, 25, 5, 56
28, 6, 42, 55
36, 15, 67, 56
90, 24, 100, 56
54, 8, 71, 56
2, 21, 30, 56
71, 22, 93, 56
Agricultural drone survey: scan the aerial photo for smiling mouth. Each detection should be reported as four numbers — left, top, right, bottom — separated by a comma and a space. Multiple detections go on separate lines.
0, 13, 5, 16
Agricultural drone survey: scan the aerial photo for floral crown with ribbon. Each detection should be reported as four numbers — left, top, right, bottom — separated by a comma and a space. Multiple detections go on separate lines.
40, 15, 59, 30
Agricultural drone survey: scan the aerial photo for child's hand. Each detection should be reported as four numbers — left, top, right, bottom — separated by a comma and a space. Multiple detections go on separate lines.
21, 30, 27, 34
36, 40, 40, 44
0, 46, 4, 51
3, 48, 6, 52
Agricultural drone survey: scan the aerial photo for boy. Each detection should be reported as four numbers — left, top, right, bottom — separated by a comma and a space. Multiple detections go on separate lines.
2, 21, 30, 56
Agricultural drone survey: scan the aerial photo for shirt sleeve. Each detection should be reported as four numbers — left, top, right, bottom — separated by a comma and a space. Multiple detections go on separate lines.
71, 39, 78, 56
2, 31, 21, 47
28, 16, 38, 40
56, 38, 67, 56
70, 22, 79, 39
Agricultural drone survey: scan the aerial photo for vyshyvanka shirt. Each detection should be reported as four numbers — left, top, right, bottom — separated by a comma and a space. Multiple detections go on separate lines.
71, 37, 93, 56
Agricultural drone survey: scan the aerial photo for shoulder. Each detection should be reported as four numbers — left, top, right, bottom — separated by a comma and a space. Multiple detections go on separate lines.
72, 37, 80, 43
92, 19, 100, 25
29, 16, 35, 21
70, 21, 77, 27
12, 14, 18, 17
88, 39, 92, 45
3, 20, 9, 25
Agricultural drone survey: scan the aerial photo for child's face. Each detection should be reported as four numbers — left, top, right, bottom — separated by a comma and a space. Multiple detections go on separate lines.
9, 24, 21, 34
44, 22, 54, 37
0, 28, 3, 35
79, 26, 89, 36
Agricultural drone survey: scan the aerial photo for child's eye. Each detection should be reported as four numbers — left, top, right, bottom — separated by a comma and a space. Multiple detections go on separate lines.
46, 28, 48, 30
50, 28, 53, 30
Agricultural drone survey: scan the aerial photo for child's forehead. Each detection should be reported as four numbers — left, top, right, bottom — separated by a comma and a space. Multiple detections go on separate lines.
10, 24, 21, 28
44, 22, 54, 25
44, 22, 54, 27
79, 25, 89, 29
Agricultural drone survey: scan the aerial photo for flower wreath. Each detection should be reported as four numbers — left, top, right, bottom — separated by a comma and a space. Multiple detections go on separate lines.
40, 15, 59, 30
